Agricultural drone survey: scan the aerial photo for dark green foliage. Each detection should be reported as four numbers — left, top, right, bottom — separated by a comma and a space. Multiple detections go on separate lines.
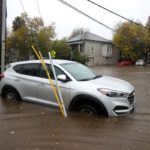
71, 51, 89, 65
12, 16, 25, 31
113, 21, 149, 62
50, 40, 70, 59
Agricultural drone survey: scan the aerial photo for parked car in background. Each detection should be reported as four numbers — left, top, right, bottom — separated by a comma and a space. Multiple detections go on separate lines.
135, 59, 145, 66
118, 60, 133, 66
0, 59, 135, 117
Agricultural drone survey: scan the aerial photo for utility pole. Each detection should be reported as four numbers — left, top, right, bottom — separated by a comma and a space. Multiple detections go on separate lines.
0, 0, 6, 73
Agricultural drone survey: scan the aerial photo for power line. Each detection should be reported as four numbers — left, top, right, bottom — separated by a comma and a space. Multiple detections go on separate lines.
35, 0, 51, 52
87, 0, 145, 28
19, 0, 40, 51
58, 0, 114, 32
19, 0, 26, 13
35, 0, 43, 20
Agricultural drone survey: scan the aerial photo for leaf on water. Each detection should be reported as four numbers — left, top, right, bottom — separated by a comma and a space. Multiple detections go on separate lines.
10, 130, 15, 135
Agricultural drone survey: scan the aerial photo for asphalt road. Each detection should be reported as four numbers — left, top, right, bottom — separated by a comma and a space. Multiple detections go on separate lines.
0, 65, 150, 150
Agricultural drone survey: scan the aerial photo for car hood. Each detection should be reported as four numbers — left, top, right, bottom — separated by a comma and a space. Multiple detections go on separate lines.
88, 76, 134, 93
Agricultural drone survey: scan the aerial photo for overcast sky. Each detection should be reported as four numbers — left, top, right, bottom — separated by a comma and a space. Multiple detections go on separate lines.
7, 0, 150, 40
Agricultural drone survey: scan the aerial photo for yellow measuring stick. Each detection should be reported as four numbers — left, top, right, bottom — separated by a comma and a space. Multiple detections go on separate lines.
31, 45, 65, 117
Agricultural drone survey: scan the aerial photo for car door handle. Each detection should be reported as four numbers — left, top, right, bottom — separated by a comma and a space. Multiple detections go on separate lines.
14, 79, 20, 82
38, 83, 45, 87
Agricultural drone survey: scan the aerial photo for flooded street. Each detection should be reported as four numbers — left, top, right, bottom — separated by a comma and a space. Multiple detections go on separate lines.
0, 66, 150, 150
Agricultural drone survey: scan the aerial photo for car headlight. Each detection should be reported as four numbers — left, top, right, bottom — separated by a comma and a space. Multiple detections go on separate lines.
98, 88, 128, 98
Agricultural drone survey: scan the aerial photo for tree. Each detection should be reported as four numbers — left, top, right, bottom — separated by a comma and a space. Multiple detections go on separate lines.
12, 16, 25, 31
144, 16, 150, 62
71, 51, 89, 65
146, 16, 150, 31
69, 27, 89, 39
50, 39, 70, 59
6, 13, 56, 60
113, 21, 146, 61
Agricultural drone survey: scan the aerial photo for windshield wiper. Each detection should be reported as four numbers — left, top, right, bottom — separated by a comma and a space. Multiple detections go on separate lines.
79, 75, 102, 81
92, 75, 102, 80
79, 78, 92, 81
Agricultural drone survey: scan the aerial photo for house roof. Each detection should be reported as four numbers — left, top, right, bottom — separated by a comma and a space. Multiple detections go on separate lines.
68, 32, 112, 43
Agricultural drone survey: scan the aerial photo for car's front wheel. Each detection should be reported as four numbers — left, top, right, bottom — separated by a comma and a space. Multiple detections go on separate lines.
78, 104, 99, 115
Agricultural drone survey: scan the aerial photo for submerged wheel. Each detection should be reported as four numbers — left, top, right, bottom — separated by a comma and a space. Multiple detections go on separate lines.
78, 104, 99, 115
70, 95, 108, 117
4, 89, 20, 101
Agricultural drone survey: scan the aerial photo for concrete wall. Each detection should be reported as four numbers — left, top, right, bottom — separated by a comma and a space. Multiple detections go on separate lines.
84, 40, 119, 66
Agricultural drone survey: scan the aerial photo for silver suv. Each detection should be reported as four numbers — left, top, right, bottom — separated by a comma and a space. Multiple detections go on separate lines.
0, 59, 135, 117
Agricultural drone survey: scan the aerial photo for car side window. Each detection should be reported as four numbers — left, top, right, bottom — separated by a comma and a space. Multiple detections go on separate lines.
55, 66, 65, 76
13, 64, 24, 73
14, 64, 40, 77
48, 65, 65, 79
39, 64, 51, 79
13, 63, 68, 80
38, 64, 67, 80
22, 64, 40, 76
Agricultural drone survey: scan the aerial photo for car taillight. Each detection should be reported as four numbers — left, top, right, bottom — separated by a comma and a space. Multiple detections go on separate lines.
0, 73, 4, 80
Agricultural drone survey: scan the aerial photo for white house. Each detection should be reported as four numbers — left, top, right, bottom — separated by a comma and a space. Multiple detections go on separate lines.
68, 32, 119, 66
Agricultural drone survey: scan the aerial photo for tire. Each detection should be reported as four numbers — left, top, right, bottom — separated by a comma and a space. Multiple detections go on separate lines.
4, 89, 20, 101
78, 104, 99, 115
70, 95, 108, 117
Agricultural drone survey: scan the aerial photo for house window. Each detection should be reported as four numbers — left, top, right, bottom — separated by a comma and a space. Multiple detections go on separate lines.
102, 45, 112, 57
107, 45, 112, 55
78, 43, 84, 52
91, 45, 95, 54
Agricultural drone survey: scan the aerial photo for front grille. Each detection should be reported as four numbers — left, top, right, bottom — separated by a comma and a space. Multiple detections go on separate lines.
128, 91, 135, 104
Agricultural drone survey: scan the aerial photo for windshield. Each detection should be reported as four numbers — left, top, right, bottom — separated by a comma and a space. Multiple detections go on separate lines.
61, 63, 99, 81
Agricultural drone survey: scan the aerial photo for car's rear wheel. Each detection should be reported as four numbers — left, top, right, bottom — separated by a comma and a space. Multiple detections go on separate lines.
4, 89, 20, 101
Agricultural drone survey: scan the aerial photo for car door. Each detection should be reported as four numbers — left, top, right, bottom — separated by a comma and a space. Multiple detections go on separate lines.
36, 64, 70, 108
14, 63, 40, 101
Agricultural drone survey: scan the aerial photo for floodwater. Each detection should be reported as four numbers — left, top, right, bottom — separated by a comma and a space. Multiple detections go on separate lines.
0, 66, 150, 150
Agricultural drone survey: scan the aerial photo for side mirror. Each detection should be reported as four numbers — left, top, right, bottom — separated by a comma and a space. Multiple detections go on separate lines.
57, 74, 69, 82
